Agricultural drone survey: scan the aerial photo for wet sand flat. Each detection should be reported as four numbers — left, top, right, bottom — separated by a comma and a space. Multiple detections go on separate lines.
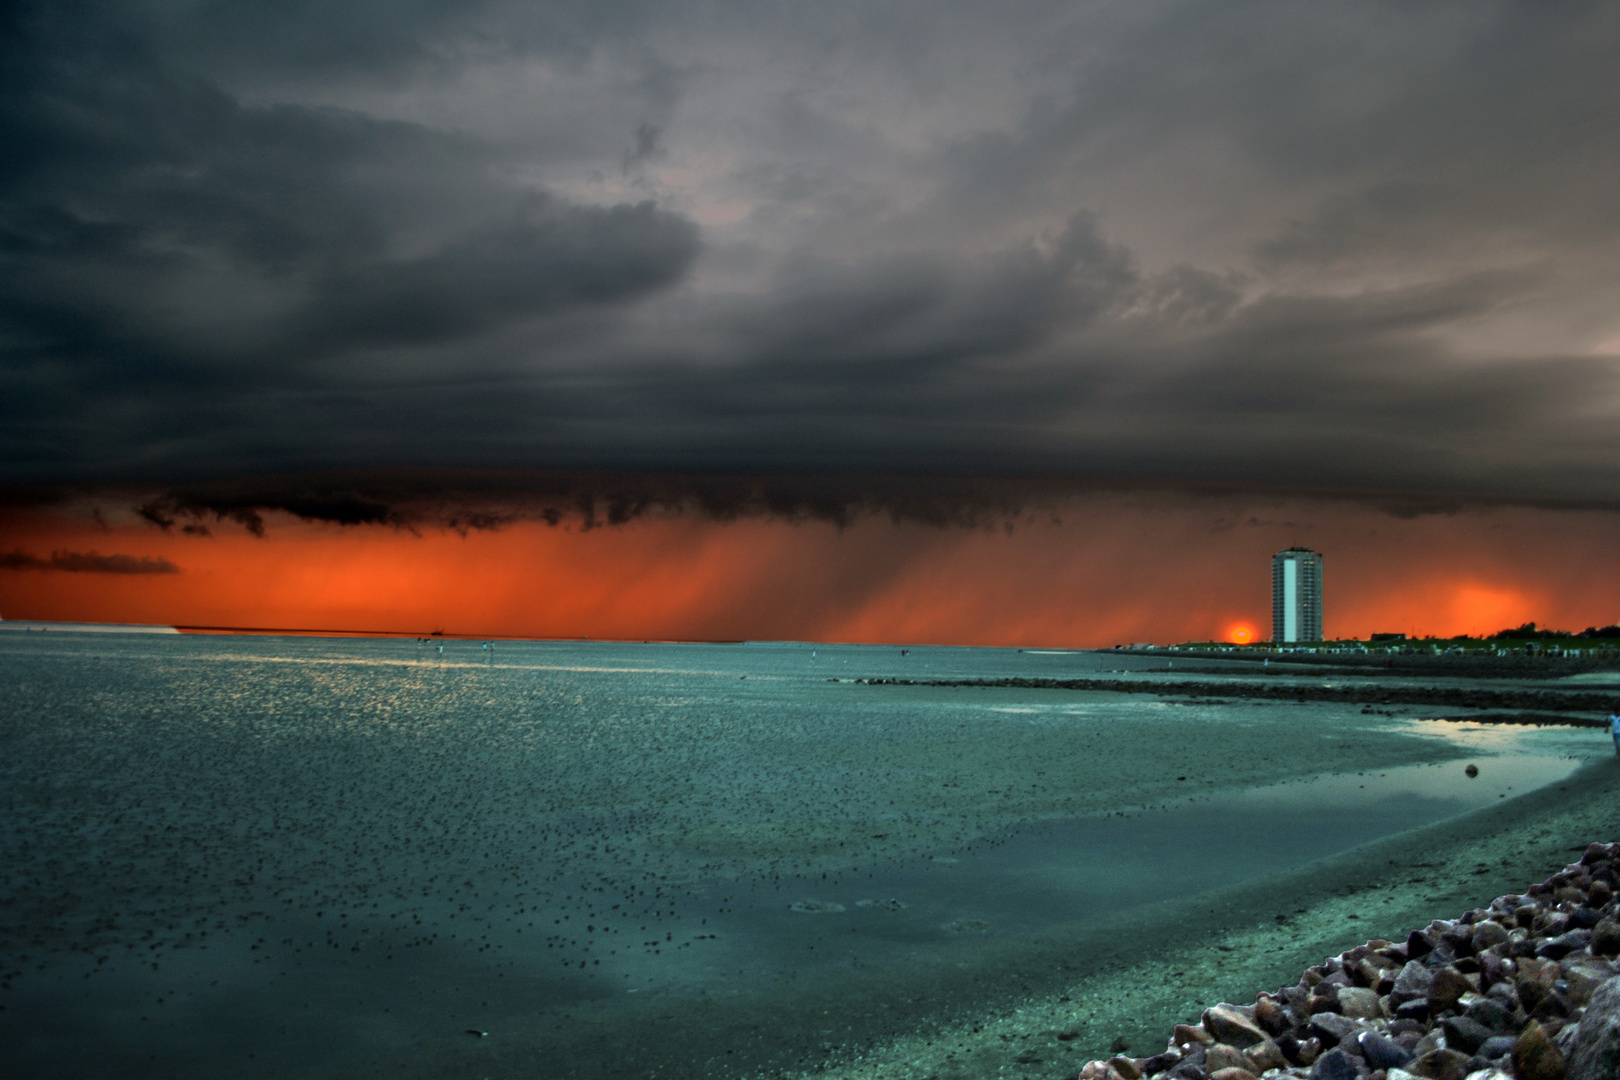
336, 758, 1619, 1080
773, 756, 1620, 1080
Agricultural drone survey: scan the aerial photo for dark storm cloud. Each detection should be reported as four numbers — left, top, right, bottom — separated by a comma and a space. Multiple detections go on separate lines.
115, 470, 1068, 535
2, 0, 1618, 509
134, 0, 664, 79
17, 458, 1618, 551
924, 1, 1620, 260
1078, 277, 1620, 493
716, 212, 1137, 375
0, 549, 179, 574
0, 1, 698, 390
297, 199, 697, 353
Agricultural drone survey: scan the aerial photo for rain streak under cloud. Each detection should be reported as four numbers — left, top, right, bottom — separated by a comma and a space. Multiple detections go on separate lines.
3, 0, 1620, 506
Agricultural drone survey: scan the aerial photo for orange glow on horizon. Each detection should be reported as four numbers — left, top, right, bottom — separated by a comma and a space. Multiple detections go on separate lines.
2, 495, 1619, 647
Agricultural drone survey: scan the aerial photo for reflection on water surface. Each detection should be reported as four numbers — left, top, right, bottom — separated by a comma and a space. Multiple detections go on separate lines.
0, 634, 1600, 1079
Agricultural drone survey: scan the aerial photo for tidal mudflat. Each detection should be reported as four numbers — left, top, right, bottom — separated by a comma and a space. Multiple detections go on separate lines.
0, 634, 1609, 1080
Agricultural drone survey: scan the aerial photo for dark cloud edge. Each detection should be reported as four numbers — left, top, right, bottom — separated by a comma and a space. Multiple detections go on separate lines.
3, 468, 1618, 537
0, 548, 181, 574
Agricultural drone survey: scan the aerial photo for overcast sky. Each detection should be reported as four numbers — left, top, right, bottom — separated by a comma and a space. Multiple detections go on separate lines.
5, 0, 1620, 507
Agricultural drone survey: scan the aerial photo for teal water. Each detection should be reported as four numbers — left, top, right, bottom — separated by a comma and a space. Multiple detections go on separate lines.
0, 634, 1591, 1079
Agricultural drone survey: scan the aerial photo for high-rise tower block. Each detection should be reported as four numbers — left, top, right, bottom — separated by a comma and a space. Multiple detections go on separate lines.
1272, 547, 1323, 643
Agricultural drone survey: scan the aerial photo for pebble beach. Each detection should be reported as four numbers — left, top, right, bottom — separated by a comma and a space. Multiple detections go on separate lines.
1069, 840, 1620, 1080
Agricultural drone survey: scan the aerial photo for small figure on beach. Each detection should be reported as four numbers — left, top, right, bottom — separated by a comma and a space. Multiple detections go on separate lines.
1610, 708, 1620, 759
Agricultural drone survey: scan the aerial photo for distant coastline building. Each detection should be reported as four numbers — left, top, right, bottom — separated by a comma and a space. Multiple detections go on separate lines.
1272, 547, 1323, 643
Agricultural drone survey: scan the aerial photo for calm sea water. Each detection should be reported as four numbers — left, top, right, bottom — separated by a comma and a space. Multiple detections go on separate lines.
0, 634, 1592, 1079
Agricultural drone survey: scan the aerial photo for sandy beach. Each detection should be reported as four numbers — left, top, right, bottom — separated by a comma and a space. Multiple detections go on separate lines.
775, 756, 1620, 1080
319, 757, 1620, 1080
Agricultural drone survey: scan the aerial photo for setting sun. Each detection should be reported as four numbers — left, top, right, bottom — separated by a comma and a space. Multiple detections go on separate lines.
1227, 622, 1257, 644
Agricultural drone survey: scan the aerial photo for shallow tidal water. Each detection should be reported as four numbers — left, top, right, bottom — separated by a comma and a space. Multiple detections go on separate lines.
0, 635, 1597, 1079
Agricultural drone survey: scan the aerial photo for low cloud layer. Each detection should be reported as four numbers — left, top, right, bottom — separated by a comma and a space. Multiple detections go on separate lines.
1, 549, 180, 574
116, 470, 1081, 534
10, 467, 1601, 549
4, 2, 1619, 504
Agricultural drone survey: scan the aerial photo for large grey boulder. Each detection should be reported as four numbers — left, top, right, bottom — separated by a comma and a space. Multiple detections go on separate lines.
1392, 960, 1435, 1005
1568, 976, 1620, 1080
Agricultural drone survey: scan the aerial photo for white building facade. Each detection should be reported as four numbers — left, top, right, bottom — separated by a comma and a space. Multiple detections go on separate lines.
1271, 547, 1323, 643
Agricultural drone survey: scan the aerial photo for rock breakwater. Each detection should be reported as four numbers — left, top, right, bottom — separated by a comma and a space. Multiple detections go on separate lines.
855, 677, 1617, 720
1079, 841, 1620, 1080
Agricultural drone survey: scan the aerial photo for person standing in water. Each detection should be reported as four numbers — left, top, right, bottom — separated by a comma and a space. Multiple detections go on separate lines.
1611, 708, 1620, 759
